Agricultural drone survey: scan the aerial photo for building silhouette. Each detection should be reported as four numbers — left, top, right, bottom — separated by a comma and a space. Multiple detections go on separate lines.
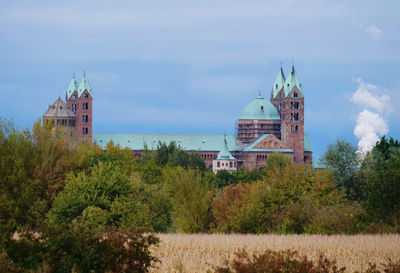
43, 66, 312, 170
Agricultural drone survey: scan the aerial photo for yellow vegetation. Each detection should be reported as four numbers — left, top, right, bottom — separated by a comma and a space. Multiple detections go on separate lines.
150, 234, 400, 273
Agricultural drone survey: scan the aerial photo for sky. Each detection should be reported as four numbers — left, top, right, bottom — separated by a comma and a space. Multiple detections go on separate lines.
1, 0, 399, 159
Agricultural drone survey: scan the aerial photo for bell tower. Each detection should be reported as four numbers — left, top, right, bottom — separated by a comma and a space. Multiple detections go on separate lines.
279, 65, 304, 164
66, 72, 93, 144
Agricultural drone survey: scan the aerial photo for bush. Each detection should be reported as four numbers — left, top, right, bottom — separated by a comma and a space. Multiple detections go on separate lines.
6, 224, 159, 273
212, 249, 400, 273
277, 199, 369, 235
212, 249, 346, 273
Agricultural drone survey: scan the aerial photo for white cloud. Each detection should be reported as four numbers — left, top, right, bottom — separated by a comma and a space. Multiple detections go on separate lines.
354, 109, 388, 154
351, 78, 390, 113
351, 79, 391, 154
364, 25, 382, 40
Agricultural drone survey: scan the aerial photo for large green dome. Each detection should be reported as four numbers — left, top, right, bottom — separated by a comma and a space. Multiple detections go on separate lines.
240, 95, 280, 120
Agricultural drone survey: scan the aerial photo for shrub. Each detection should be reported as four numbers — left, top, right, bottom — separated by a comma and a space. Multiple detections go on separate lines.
6, 224, 159, 273
212, 249, 400, 273
213, 249, 346, 273
277, 199, 369, 235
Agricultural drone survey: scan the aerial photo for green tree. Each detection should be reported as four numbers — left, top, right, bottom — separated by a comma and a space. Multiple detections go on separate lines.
154, 141, 206, 171
49, 162, 149, 229
320, 139, 361, 201
264, 152, 292, 172
212, 155, 344, 233
163, 166, 214, 232
361, 136, 400, 224
0, 119, 41, 232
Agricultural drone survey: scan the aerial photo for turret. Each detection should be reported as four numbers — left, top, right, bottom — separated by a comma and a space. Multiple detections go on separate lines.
213, 137, 237, 173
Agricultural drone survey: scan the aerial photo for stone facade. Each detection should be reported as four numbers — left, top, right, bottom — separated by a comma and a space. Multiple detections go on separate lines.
45, 66, 312, 171
271, 85, 304, 164
212, 159, 237, 173
43, 74, 93, 144
65, 89, 93, 144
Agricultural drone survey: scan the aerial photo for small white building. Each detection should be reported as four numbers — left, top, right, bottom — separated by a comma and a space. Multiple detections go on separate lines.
212, 137, 238, 173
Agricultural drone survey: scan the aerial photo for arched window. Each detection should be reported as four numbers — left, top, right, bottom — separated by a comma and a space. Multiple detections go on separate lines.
291, 125, 294, 133
230, 162, 233, 168
217, 162, 220, 167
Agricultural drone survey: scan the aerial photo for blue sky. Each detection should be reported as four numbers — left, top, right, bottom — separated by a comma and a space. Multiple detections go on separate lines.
1, 0, 399, 158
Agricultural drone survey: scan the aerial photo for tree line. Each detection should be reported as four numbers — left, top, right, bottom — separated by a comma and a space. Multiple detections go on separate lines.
1, 118, 399, 271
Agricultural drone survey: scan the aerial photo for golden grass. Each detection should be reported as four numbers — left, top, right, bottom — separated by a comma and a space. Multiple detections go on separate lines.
149, 234, 400, 273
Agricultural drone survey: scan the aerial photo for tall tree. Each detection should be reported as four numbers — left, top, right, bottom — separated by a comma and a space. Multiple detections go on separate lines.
361, 136, 400, 224
154, 141, 206, 171
320, 139, 361, 200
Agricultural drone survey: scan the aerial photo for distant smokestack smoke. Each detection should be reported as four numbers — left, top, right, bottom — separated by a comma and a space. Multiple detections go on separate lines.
353, 110, 388, 154
351, 79, 390, 154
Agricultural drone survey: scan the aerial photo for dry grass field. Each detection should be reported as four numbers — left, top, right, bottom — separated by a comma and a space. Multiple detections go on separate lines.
149, 234, 400, 273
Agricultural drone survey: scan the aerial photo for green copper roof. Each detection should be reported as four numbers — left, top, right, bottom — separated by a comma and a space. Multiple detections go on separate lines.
78, 74, 93, 98
284, 65, 303, 97
216, 137, 236, 160
66, 75, 78, 99
240, 95, 280, 120
304, 134, 312, 152
93, 133, 312, 154
312, 155, 325, 169
93, 133, 242, 152
272, 67, 286, 98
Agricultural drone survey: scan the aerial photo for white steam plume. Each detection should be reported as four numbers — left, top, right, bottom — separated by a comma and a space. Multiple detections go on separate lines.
351, 79, 390, 154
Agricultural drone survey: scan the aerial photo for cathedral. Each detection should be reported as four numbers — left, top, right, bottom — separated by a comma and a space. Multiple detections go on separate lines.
43, 66, 312, 171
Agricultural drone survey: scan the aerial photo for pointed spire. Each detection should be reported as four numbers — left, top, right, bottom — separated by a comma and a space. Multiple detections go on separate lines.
284, 65, 303, 97
272, 65, 286, 98
78, 71, 93, 98
66, 73, 79, 99
216, 136, 236, 160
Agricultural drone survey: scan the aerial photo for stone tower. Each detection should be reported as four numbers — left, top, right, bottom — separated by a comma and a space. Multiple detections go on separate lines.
65, 73, 93, 144
270, 65, 304, 164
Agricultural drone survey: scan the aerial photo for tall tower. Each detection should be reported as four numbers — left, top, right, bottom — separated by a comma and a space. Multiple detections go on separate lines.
66, 73, 93, 144
271, 65, 304, 164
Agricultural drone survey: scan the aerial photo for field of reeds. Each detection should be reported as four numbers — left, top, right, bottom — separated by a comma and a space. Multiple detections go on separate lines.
149, 234, 400, 273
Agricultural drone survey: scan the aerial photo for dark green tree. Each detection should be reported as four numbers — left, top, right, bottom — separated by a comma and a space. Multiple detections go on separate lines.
320, 139, 361, 200
154, 141, 206, 171
361, 136, 400, 224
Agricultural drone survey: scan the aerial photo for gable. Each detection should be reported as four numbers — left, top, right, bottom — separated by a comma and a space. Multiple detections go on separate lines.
286, 85, 303, 98
253, 134, 288, 149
